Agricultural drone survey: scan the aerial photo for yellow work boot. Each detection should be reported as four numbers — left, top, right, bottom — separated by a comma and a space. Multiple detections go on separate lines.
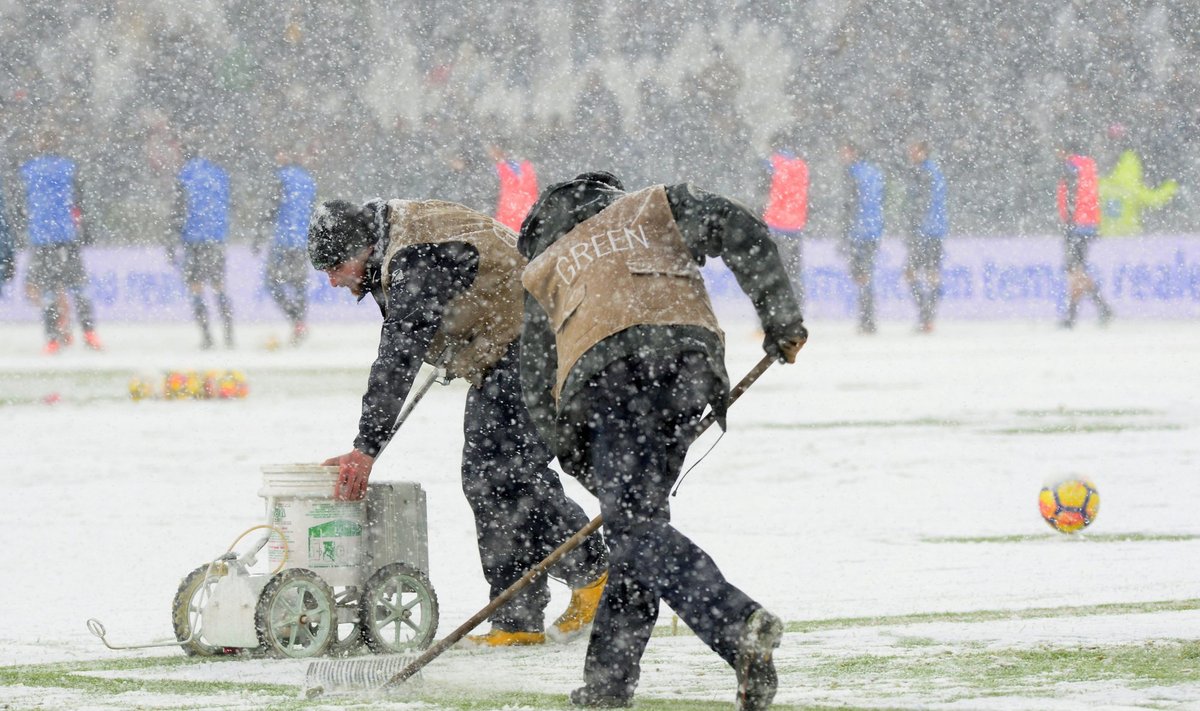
464, 628, 546, 647
550, 571, 608, 642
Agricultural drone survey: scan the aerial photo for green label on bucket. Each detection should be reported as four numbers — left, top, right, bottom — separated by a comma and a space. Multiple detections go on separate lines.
307, 519, 363, 564
309, 519, 362, 538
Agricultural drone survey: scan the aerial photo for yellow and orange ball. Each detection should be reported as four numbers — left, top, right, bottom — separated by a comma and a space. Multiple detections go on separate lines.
1039, 477, 1100, 533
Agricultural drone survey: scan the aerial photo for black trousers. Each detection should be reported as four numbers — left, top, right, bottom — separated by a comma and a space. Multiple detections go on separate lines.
563, 352, 759, 698
461, 344, 607, 631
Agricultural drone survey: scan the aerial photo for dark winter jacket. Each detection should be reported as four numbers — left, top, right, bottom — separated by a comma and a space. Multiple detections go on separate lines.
352, 202, 480, 456
517, 176, 804, 463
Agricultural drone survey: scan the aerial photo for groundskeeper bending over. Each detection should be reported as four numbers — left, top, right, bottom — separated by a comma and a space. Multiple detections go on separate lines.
308, 198, 608, 646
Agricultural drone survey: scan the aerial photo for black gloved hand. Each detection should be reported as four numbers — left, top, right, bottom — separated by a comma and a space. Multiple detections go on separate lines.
763, 318, 808, 364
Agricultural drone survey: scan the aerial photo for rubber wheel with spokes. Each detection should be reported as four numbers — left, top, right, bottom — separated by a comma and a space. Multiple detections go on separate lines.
255, 568, 337, 658
171, 563, 234, 656
328, 585, 364, 656
360, 563, 439, 653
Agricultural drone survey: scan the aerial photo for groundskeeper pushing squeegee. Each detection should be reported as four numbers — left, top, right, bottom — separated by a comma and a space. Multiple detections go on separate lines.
304, 352, 777, 698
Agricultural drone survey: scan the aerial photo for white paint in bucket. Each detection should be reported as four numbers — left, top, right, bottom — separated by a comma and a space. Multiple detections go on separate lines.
259, 464, 365, 587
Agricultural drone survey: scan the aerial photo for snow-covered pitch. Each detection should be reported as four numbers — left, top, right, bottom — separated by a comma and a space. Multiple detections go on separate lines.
1, 317, 1198, 710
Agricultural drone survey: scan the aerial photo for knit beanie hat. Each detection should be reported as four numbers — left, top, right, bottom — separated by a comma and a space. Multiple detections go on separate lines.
307, 200, 375, 270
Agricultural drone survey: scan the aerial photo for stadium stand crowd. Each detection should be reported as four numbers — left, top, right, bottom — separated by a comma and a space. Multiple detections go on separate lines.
1, 0, 1197, 242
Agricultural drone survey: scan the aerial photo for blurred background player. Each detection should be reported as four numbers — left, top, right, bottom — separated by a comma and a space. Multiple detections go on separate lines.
488, 142, 539, 231
902, 140, 948, 333
839, 140, 886, 334
1097, 123, 1178, 238
761, 136, 809, 308
257, 151, 317, 345
172, 149, 234, 349
19, 130, 102, 353
1056, 141, 1113, 328
307, 197, 608, 648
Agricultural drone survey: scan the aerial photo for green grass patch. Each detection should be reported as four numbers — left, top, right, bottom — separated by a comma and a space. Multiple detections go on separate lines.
8, 600, 1199, 709
410, 687, 844, 710
1015, 407, 1161, 418
656, 598, 1200, 639
0, 657, 295, 707
753, 408, 1183, 436
0, 657, 856, 710
998, 406, 1182, 435
890, 635, 940, 648
786, 598, 1200, 634
0, 393, 135, 407
923, 532, 1200, 544
758, 417, 961, 431
809, 639, 1200, 695
993, 423, 1183, 435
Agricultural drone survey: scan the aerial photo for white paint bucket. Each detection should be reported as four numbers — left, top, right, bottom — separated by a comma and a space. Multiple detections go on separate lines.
259, 464, 365, 587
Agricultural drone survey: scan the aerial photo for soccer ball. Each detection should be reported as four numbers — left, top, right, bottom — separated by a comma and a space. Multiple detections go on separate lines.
1039, 477, 1100, 533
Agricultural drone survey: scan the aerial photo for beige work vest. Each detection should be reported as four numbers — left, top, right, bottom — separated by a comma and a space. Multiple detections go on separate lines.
521, 186, 722, 400
381, 199, 526, 385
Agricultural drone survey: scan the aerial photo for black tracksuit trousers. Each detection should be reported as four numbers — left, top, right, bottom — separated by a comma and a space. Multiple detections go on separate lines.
563, 352, 760, 698
461, 343, 608, 632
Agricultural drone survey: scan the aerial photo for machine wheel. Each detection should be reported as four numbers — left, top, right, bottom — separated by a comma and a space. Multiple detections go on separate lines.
328, 586, 364, 656
254, 568, 337, 658
360, 563, 439, 653
171, 563, 232, 657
